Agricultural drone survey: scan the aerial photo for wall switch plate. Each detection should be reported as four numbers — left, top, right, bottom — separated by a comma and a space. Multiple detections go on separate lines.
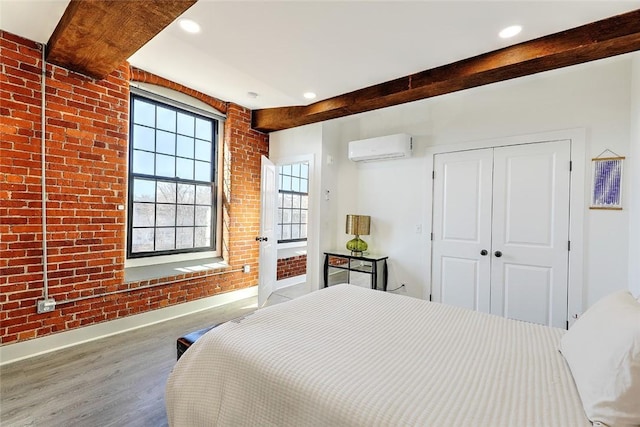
243, 265, 250, 273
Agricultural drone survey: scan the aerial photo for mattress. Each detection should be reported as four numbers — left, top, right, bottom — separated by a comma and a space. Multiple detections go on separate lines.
165, 284, 589, 426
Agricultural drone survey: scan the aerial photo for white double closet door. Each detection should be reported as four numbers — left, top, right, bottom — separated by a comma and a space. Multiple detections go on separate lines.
431, 140, 571, 328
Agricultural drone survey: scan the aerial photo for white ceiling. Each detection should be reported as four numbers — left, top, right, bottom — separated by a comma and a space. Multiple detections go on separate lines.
1, 0, 640, 110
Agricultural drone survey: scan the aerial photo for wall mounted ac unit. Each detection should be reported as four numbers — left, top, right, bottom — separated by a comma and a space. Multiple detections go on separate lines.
348, 133, 412, 162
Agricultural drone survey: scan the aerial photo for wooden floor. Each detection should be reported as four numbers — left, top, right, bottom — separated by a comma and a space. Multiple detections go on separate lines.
0, 284, 308, 427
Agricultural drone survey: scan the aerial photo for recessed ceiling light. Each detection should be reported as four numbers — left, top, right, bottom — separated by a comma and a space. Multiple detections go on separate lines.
303, 92, 317, 100
499, 25, 522, 39
179, 19, 201, 34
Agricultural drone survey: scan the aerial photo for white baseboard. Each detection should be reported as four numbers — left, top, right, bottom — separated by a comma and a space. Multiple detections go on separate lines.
0, 286, 258, 366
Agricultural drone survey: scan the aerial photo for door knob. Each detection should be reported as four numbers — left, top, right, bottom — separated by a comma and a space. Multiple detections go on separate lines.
494, 251, 502, 258
255, 237, 268, 242
480, 249, 488, 256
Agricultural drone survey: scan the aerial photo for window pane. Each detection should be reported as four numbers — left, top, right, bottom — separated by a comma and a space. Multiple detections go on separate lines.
195, 140, 211, 161
195, 206, 211, 226
177, 112, 194, 136
177, 205, 194, 226
131, 228, 154, 253
156, 154, 175, 177
195, 118, 212, 141
155, 228, 175, 251
133, 179, 155, 202
282, 224, 291, 240
292, 209, 300, 223
194, 161, 210, 181
133, 150, 154, 175
133, 125, 154, 151
281, 164, 291, 175
156, 181, 176, 203
283, 194, 292, 208
176, 227, 194, 249
177, 135, 194, 158
292, 163, 300, 176
282, 175, 291, 191
156, 106, 176, 132
292, 194, 301, 208
301, 209, 308, 223
291, 177, 300, 192
301, 162, 308, 179
156, 204, 176, 227
177, 183, 195, 204
176, 158, 194, 180
156, 130, 175, 155
300, 178, 308, 193
196, 185, 212, 205
194, 227, 210, 247
282, 209, 291, 224
301, 195, 308, 209
133, 99, 154, 126
300, 223, 307, 239
132, 203, 155, 227
291, 224, 300, 239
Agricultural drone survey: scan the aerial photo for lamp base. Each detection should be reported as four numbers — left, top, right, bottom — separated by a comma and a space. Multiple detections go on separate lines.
346, 235, 368, 256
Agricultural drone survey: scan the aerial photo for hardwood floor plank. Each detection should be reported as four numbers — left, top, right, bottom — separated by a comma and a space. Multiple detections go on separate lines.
1, 284, 307, 426
0, 297, 258, 427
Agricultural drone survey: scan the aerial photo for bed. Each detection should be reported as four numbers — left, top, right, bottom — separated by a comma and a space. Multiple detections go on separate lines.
165, 284, 640, 427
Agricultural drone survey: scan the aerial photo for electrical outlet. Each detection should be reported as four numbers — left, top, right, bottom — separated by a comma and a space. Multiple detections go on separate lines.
37, 298, 56, 313
242, 265, 250, 273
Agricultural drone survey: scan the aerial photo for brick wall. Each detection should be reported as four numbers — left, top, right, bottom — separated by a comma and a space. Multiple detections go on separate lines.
0, 31, 268, 345
277, 255, 307, 280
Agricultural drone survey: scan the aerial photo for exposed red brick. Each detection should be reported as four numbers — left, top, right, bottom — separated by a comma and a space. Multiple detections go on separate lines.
277, 255, 307, 280
0, 30, 268, 346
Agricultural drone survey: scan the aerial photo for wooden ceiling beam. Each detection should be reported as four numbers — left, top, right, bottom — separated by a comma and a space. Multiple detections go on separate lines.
46, 0, 197, 80
252, 9, 640, 133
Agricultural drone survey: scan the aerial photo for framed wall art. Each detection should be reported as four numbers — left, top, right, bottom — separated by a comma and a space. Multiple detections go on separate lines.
590, 149, 624, 210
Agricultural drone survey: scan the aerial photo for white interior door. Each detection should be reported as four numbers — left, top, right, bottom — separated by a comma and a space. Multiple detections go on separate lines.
490, 141, 571, 328
258, 156, 277, 307
431, 140, 571, 327
432, 149, 493, 313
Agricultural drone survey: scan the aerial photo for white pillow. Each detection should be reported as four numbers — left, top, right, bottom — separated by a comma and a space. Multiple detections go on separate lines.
560, 290, 640, 427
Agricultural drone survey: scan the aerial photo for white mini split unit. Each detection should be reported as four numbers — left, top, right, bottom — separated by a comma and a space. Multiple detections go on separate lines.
348, 133, 413, 162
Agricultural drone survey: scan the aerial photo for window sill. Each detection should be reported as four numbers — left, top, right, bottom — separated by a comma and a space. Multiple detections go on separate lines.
124, 256, 226, 283
278, 240, 307, 250
277, 247, 307, 260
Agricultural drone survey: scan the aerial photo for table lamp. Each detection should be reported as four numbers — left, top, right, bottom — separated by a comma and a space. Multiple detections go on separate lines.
345, 214, 370, 256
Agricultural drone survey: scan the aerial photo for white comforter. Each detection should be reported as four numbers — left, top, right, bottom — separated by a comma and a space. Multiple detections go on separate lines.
166, 284, 589, 426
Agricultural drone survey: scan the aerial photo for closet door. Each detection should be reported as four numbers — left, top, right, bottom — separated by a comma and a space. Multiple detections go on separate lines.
490, 141, 571, 328
431, 149, 493, 313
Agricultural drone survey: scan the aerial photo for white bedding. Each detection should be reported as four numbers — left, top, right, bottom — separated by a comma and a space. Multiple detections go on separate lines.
166, 284, 590, 426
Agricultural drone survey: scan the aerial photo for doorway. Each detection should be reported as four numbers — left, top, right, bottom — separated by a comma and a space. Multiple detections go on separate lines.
275, 161, 310, 286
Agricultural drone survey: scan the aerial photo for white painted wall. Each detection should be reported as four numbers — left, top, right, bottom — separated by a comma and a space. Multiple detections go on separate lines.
629, 55, 640, 298
336, 144, 428, 297
271, 52, 639, 309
